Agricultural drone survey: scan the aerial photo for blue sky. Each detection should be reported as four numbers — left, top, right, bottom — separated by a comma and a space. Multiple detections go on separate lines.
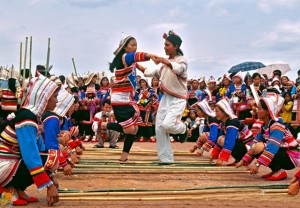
0, 0, 300, 80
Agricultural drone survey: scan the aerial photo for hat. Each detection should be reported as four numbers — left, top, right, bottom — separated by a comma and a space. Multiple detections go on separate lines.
191, 77, 199, 83
216, 99, 237, 120
85, 73, 97, 85
50, 76, 62, 87
271, 77, 281, 85
232, 72, 243, 81
163, 30, 182, 47
207, 76, 216, 84
0, 66, 9, 80
196, 100, 216, 117
260, 96, 279, 121
8, 65, 19, 80
222, 74, 231, 82
113, 33, 135, 55
53, 88, 75, 117
22, 73, 58, 117
66, 73, 78, 88
198, 76, 206, 83
163, 30, 183, 55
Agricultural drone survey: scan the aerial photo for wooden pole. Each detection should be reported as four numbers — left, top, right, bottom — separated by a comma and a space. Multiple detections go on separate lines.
45, 38, 50, 77
83, 151, 194, 157
74, 164, 238, 170
70, 169, 249, 174
59, 188, 259, 197
72, 58, 78, 77
22, 37, 28, 88
29, 36, 32, 79
59, 192, 292, 201
19, 42, 22, 80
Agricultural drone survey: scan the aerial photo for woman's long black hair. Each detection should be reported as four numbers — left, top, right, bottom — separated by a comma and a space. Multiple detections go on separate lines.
109, 37, 135, 73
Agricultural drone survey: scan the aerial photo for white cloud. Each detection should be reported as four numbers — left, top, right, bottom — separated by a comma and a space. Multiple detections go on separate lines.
257, 0, 299, 13
204, 0, 230, 17
145, 23, 187, 33
252, 19, 300, 49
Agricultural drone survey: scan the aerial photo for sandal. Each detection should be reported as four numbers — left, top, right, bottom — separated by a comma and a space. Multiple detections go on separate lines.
94, 144, 104, 148
83, 136, 91, 142
118, 158, 128, 164
91, 136, 99, 143
109, 145, 119, 149
265, 171, 287, 181
18, 191, 39, 203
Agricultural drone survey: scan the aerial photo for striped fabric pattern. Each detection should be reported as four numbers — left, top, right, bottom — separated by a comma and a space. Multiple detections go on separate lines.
0, 159, 21, 187
22, 74, 58, 117
216, 99, 237, 119
219, 148, 232, 162
197, 100, 216, 117
30, 166, 53, 189
53, 88, 75, 117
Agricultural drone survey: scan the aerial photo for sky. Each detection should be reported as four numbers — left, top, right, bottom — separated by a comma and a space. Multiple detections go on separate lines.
0, 0, 300, 80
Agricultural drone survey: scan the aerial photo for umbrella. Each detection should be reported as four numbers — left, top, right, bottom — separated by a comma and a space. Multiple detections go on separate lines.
256, 64, 291, 79
228, 62, 265, 74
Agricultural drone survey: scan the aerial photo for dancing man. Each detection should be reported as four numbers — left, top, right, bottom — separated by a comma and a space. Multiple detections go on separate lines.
137, 31, 188, 163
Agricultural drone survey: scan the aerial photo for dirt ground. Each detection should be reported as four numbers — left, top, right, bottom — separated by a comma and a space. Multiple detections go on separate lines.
24, 141, 300, 208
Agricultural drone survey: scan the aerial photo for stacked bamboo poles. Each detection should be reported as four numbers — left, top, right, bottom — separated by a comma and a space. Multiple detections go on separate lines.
83, 151, 194, 157
58, 184, 293, 201
58, 184, 289, 193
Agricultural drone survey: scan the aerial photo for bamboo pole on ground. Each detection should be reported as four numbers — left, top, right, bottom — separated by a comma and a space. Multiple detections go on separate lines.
78, 160, 213, 165
79, 157, 208, 162
58, 184, 289, 194
59, 192, 293, 202
74, 164, 240, 170
83, 151, 194, 156
45, 38, 50, 77
70, 169, 249, 174
84, 148, 191, 154
59, 188, 260, 197
22, 37, 28, 88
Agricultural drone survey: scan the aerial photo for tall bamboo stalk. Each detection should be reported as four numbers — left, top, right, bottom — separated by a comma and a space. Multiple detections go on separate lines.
22, 37, 28, 88
29, 36, 32, 78
19, 42, 22, 80
45, 38, 50, 76
72, 58, 78, 77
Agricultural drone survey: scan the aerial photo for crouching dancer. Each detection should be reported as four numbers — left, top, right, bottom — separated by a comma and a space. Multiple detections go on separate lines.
0, 74, 59, 206
189, 100, 221, 156
210, 99, 253, 166
237, 96, 300, 181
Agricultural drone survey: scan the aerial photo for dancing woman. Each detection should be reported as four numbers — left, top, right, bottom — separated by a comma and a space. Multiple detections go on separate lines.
101, 34, 157, 162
